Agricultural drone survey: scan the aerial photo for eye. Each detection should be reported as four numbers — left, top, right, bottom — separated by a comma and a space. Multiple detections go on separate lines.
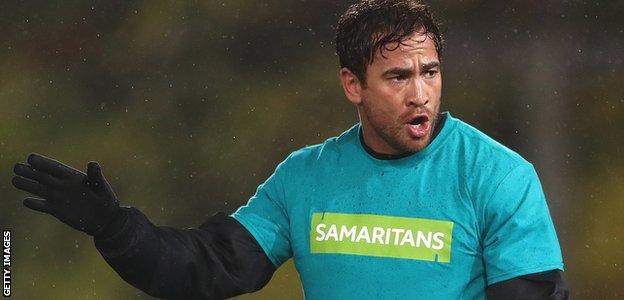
423, 70, 439, 79
390, 75, 409, 83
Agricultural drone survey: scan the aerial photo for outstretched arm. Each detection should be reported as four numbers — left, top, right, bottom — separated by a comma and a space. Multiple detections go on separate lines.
94, 208, 275, 299
12, 153, 275, 299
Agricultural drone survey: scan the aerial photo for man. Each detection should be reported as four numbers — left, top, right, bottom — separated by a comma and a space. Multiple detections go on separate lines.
12, 0, 568, 299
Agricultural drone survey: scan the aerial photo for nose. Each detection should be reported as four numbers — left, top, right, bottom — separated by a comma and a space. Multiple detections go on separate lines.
406, 78, 428, 107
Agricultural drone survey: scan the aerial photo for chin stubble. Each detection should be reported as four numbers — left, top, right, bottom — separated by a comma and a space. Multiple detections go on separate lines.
388, 111, 438, 154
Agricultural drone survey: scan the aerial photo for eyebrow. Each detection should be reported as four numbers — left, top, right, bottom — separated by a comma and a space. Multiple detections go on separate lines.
381, 67, 413, 77
421, 61, 440, 70
381, 61, 440, 77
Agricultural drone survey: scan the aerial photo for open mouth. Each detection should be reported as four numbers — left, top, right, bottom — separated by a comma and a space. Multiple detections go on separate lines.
406, 115, 430, 138
409, 115, 429, 126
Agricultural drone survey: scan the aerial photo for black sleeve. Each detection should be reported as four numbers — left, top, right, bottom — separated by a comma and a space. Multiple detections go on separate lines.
486, 269, 569, 299
93, 207, 276, 300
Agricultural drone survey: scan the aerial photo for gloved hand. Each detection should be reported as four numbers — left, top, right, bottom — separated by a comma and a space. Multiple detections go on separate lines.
12, 153, 121, 237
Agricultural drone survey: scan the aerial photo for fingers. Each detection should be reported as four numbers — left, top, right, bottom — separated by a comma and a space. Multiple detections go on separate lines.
12, 176, 48, 198
13, 163, 58, 186
27, 153, 82, 179
23, 197, 52, 214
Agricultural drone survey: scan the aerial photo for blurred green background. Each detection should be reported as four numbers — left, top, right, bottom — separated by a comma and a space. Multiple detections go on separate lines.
0, 0, 622, 299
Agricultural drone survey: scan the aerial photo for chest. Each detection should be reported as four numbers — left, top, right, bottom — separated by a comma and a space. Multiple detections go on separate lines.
284, 163, 485, 286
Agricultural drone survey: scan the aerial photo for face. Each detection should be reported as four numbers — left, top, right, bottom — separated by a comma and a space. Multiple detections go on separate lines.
340, 31, 442, 155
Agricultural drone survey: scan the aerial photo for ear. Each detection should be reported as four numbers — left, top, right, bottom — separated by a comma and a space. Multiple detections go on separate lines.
339, 67, 364, 105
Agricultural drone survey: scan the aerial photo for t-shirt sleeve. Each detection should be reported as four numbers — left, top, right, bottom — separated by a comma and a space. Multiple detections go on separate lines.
230, 158, 293, 268
481, 163, 564, 285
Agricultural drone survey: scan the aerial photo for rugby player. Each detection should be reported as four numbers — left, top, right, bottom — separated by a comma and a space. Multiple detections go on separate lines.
12, 0, 568, 298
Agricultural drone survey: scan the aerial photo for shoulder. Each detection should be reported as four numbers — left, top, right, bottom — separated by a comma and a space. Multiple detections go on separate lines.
444, 115, 541, 207
448, 115, 533, 175
282, 124, 359, 169
454, 117, 527, 164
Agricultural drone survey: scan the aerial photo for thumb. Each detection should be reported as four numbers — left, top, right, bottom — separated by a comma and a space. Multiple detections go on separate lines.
87, 161, 105, 189
86, 161, 116, 198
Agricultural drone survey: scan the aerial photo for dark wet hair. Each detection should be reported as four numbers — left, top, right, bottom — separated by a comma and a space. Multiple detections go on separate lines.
335, 0, 443, 85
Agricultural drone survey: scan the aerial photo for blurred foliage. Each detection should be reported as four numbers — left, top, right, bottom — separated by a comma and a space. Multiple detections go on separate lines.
0, 0, 622, 299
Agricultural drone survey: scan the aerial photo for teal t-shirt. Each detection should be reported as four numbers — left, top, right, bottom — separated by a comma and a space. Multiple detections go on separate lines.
232, 112, 564, 299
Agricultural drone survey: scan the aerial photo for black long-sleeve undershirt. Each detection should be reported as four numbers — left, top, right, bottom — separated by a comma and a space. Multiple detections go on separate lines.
94, 207, 275, 300
487, 270, 569, 299
94, 206, 568, 300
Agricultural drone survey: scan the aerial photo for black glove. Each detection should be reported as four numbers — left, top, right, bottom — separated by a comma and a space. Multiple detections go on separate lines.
12, 153, 121, 237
